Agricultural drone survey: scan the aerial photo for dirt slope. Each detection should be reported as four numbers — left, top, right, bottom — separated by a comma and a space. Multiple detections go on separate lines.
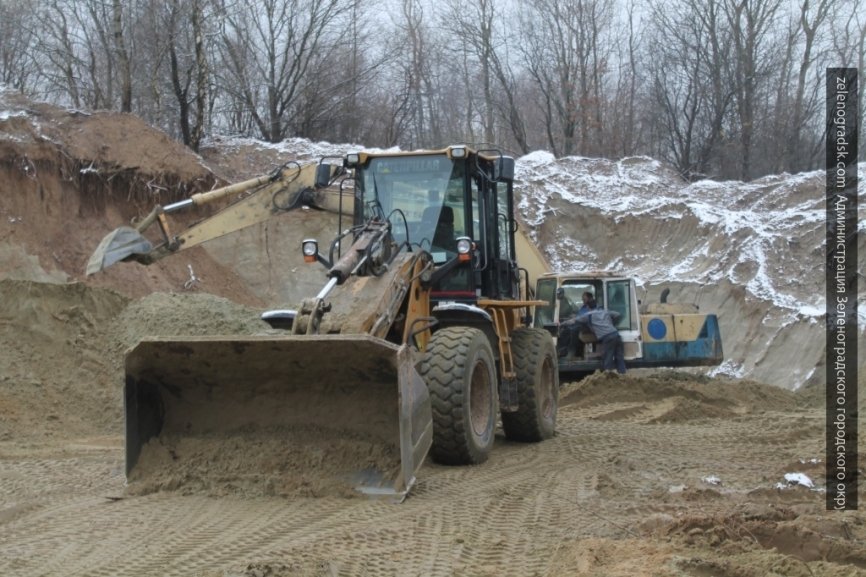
0, 90, 261, 305
517, 153, 866, 390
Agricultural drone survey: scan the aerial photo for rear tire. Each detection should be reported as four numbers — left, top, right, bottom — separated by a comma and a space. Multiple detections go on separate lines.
420, 327, 497, 465
502, 328, 558, 442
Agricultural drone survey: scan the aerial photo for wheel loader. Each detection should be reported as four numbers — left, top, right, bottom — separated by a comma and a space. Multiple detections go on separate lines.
88, 146, 559, 500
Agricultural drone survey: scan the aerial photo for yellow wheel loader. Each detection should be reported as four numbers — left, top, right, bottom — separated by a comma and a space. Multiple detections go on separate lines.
88, 146, 559, 500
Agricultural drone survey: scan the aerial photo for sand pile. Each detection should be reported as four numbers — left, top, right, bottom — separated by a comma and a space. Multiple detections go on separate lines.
0, 279, 129, 440
0, 90, 262, 305
561, 370, 800, 422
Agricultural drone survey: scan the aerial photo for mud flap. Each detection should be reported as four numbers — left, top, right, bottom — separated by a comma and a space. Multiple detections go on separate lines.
124, 335, 433, 501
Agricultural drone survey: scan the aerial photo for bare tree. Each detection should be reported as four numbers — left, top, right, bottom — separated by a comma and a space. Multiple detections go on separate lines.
161, 0, 211, 150
386, 0, 449, 147
39, 0, 85, 107
3, 0, 845, 175
724, 0, 785, 180
778, 0, 835, 172
833, 2, 866, 161
113, 0, 132, 112
214, 0, 354, 143
438, 0, 530, 153
402, 0, 428, 146
440, 0, 498, 145
0, 0, 40, 92
647, 0, 735, 179
518, 0, 613, 157
79, 0, 119, 109
606, 1, 643, 157
37, 0, 124, 109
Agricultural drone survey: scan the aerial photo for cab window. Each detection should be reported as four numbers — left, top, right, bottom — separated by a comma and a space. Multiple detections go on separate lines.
606, 280, 632, 330
533, 279, 557, 327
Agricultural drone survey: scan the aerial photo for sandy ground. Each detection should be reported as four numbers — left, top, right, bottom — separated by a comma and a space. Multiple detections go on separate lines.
1, 92, 864, 576
1, 366, 863, 576
1, 278, 863, 576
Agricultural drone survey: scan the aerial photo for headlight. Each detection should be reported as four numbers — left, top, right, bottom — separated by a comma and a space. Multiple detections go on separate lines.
456, 236, 472, 261
345, 153, 360, 167
450, 146, 467, 159
302, 239, 318, 262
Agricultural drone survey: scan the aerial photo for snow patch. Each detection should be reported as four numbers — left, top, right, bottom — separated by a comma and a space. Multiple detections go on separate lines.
708, 360, 745, 379
0, 109, 27, 121
776, 472, 814, 489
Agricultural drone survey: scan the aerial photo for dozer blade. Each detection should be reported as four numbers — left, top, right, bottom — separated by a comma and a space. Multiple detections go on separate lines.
87, 226, 153, 275
124, 334, 433, 501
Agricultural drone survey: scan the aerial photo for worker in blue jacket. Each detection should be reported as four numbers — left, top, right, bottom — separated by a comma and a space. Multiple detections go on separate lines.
572, 298, 626, 374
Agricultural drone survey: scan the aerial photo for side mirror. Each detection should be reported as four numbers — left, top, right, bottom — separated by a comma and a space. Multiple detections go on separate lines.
316, 163, 333, 188
556, 287, 564, 300
495, 156, 515, 182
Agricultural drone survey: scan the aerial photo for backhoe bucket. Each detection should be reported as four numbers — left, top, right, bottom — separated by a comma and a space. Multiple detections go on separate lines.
124, 335, 433, 501
86, 226, 153, 275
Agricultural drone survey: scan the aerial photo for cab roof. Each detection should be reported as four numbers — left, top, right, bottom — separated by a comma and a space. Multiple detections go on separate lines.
541, 271, 631, 281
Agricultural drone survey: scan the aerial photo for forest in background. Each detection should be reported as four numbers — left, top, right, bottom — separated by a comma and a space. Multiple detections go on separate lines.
1, 0, 863, 181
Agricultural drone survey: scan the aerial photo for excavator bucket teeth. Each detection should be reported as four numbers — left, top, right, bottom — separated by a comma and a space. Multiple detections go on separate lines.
124, 335, 433, 501
87, 226, 153, 275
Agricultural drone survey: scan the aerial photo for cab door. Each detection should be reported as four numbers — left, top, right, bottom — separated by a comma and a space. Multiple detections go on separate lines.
491, 179, 517, 299
604, 279, 643, 360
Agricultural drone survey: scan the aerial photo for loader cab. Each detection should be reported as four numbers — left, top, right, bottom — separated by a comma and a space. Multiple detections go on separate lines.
534, 273, 643, 362
346, 146, 519, 302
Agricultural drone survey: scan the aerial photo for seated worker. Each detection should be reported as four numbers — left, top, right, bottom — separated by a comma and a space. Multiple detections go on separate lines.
557, 291, 594, 359
420, 190, 457, 252
570, 298, 626, 374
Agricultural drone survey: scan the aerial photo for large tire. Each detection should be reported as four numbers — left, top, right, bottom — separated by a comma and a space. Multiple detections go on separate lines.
501, 328, 558, 442
420, 327, 497, 465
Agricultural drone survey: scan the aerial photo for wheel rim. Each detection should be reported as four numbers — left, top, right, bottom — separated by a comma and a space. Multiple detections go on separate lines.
469, 359, 492, 437
539, 354, 556, 419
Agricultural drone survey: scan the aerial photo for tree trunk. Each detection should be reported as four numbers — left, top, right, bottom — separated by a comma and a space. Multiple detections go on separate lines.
112, 0, 131, 112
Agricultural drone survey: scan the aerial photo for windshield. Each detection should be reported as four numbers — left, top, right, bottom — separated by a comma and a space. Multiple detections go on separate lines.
358, 155, 465, 256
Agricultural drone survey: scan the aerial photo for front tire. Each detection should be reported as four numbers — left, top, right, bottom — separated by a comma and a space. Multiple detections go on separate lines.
420, 327, 497, 465
501, 328, 558, 442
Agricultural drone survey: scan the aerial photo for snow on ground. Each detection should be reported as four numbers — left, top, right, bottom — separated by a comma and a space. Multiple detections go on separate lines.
516, 152, 866, 322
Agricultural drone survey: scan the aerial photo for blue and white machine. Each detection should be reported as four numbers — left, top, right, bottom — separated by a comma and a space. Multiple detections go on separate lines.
533, 272, 723, 376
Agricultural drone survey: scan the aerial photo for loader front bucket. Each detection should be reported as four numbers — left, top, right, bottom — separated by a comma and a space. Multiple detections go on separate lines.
124, 335, 433, 501
86, 226, 153, 275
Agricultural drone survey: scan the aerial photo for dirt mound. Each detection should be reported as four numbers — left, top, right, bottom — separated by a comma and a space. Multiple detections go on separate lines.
0, 91, 262, 305
110, 291, 271, 348
0, 90, 209, 195
654, 505, 866, 575
0, 280, 273, 444
546, 506, 866, 577
198, 136, 347, 184
0, 275, 402, 499
561, 370, 799, 422
516, 153, 866, 391
0, 279, 129, 440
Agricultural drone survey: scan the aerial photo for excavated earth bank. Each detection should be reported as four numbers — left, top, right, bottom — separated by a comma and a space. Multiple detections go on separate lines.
1, 91, 864, 576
